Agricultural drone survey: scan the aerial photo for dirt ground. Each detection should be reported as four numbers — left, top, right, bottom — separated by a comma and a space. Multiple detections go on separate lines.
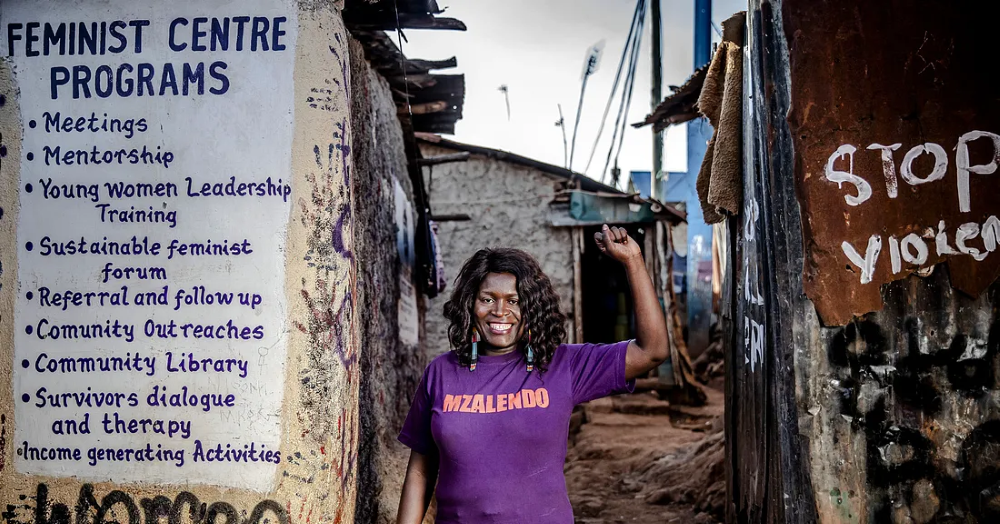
565, 384, 725, 524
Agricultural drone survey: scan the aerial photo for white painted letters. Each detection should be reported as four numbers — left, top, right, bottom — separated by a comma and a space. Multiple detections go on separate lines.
983, 216, 1000, 253
842, 235, 883, 284
956, 222, 988, 261
888, 236, 902, 274
830, 132, 1000, 211
956, 131, 1000, 213
900, 143, 948, 186
901, 233, 929, 265
830, 133, 1000, 283
935, 220, 959, 256
867, 143, 902, 198
825, 145, 872, 206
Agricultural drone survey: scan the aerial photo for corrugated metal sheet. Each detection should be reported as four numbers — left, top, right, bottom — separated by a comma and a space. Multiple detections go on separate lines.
728, 1, 1000, 522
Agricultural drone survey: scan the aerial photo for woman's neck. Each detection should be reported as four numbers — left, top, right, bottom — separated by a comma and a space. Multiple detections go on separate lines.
481, 344, 519, 356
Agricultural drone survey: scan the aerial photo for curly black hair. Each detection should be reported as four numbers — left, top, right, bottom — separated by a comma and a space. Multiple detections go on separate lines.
443, 248, 567, 372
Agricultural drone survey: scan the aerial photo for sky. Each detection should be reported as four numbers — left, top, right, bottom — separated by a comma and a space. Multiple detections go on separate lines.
400, 0, 745, 188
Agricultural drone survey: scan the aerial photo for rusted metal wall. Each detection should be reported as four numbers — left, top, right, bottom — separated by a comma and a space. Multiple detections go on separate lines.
728, 0, 1000, 523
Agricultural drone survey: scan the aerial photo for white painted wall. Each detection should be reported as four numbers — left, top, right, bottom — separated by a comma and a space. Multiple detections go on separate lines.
2, 0, 296, 491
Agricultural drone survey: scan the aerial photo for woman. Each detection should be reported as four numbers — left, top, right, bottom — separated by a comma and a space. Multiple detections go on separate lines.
396, 225, 668, 523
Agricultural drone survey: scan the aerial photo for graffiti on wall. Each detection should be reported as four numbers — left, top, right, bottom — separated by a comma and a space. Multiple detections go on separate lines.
785, 0, 1000, 327
740, 197, 765, 372
289, 30, 357, 523
828, 312, 1000, 521
827, 134, 1000, 283
803, 131, 1000, 326
1, 484, 287, 524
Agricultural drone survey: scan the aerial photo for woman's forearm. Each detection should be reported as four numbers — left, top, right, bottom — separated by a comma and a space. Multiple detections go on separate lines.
624, 254, 669, 362
396, 450, 438, 524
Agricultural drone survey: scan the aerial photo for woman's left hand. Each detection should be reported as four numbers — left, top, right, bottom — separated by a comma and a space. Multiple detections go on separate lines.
593, 224, 641, 264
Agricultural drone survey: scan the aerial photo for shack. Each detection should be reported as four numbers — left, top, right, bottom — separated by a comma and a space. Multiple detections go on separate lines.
417, 135, 699, 394
641, 2, 1000, 522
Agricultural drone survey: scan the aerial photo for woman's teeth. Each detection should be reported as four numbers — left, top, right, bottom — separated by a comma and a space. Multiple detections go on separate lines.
489, 323, 512, 333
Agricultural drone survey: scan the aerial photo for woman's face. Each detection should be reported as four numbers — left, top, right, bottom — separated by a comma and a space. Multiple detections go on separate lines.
473, 272, 524, 353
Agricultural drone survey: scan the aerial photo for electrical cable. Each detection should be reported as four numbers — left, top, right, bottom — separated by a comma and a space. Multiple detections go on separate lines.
600, 0, 646, 186
612, 9, 645, 176
393, 0, 412, 117
582, 0, 644, 175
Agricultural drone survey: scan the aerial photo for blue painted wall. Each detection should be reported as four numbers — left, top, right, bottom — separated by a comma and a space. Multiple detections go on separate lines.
685, 118, 714, 356
663, 0, 714, 356
629, 170, 652, 199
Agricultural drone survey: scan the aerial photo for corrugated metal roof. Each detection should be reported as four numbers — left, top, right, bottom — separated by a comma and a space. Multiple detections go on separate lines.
350, 30, 465, 135
417, 134, 686, 223
633, 63, 709, 132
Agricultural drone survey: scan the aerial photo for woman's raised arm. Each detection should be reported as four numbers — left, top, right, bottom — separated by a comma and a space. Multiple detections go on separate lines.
593, 224, 670, 380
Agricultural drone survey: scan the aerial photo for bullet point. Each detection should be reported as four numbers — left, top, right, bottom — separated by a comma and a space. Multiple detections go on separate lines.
25, 183, 32, 193
22, 359, 29, 368
25, 241, 33, 251
0, 145, 7, 157
25, 325, 33, 335
29, 119, 36, 128
26, 291, 33, 300
22, 394, 30, 403
27, 152, 33, 161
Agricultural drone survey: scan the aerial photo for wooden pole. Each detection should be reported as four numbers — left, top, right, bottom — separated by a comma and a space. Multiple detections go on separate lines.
651, 0, 663, 199
572, 227, 584, 344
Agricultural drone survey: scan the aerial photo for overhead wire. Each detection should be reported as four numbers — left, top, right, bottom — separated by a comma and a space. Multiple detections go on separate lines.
611, 9, 646, 182
568, 47, 599, 172
600, 0, 647, 187
582, 0, 644, 175
393, 0, 412, 117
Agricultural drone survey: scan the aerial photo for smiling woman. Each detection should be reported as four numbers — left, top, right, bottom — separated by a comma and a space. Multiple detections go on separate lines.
443, 249, 567, 373
395, 225, 669, 524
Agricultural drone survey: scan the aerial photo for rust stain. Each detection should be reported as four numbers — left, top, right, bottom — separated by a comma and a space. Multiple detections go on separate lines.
786, 0, 1000, 325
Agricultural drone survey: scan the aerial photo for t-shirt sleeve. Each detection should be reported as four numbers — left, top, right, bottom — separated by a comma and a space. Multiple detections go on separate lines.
398, 369, 436, 456
568, 340, 636, 404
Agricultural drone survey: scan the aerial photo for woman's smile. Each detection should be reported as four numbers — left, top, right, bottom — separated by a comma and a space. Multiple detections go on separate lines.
488, 323, 513, 334
474, 272, 523, 354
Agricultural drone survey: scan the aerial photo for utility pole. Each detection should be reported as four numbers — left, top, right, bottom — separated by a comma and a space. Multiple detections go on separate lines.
650, 0, 662, 199
694, 0, 712, 67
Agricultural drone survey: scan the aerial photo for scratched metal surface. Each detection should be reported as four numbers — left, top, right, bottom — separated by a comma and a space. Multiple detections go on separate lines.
727, 1, 1000, 523
786, 0, 1000, 326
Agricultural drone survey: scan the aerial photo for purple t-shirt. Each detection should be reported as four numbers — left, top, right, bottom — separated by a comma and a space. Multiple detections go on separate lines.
398, 341, 635, 523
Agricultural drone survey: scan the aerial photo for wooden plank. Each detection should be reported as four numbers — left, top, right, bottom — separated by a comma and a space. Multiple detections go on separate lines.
644, 228, 656, 282
386, 74, 438, 88
416, 152, 469, 165
656, 222, 684, 386
406, 57, 458, 73
401, 101, 450, 116
428, 213, 470, 222
722, 216, 737, 524
346, 15, 467, 32
572, 227, 584, 344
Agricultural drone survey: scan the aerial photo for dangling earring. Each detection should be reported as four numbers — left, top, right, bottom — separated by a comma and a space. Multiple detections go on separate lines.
470, 328, 479, 371
525, 329, 535, 373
